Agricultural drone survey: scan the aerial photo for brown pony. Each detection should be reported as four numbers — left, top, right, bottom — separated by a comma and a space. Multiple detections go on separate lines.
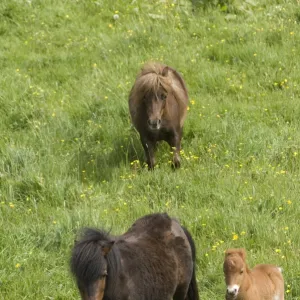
71, 213, 199, 300
223, 248, 284, 300
129, 63, 189, 169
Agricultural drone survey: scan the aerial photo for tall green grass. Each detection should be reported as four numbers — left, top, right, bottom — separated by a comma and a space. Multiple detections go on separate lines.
1, 0, 300, 298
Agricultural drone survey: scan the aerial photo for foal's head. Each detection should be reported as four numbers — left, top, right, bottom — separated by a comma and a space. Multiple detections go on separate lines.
71, 229, 114, 300
223, 248, 247, 298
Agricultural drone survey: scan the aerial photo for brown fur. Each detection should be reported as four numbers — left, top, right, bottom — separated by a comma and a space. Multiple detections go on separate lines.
71, 213, 199, 300
129, 62, 189, 169
223, 248, 284, 300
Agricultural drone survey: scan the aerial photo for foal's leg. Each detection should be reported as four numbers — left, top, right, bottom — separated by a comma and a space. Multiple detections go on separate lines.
141, 138, 156, 170
167, 130, 182, 169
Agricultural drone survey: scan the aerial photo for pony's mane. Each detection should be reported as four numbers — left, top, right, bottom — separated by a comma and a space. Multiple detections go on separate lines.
133, 63, 171, 96
71, 228, 122, 295
224, 249, 251, 273
129, 62, 188, 125
71, 228, 111, 284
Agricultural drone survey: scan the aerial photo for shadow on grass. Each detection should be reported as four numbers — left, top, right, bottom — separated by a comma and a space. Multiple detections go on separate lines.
77, 129, 144, 182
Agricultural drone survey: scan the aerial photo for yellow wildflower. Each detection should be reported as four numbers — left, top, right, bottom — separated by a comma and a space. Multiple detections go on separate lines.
232, 234, 239, 241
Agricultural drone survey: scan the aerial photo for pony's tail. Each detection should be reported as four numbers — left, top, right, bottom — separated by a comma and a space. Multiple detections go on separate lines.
182, 226, 200, 300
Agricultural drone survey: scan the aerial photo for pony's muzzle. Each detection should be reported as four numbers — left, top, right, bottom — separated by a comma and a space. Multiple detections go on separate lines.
148, 119, 161, 130
226, 285, 239, 297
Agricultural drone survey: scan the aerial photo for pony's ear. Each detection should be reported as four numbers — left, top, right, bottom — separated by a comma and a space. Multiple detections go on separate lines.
225, 248, 246, 260
237, 248, 247, 261
101, 241, 115, 256
225, 249, 233, 257
162, 66, 169, 77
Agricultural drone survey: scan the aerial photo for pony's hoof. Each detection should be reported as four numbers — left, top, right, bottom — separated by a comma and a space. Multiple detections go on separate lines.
172, 159, 181, 169
147, 162, 155, 170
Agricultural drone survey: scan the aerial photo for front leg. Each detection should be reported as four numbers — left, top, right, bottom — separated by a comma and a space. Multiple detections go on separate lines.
173, 285, 188, 300
141, 137, 156, 170
167, 131, 182, 169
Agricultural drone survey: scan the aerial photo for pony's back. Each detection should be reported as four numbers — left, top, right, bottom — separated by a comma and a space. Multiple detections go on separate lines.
71, 214, 199, 300
168, 67, 189, 127
252, 264, 284, 300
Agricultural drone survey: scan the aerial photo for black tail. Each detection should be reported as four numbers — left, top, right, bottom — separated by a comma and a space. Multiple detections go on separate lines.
182, 226, 200, 300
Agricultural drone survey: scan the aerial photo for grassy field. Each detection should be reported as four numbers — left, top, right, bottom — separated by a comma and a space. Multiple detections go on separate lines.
1, 0, 300, 298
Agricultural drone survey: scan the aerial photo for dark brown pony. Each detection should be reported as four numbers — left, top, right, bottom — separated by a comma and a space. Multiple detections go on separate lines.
71, 213, 199, 300
129, 63, 189, 169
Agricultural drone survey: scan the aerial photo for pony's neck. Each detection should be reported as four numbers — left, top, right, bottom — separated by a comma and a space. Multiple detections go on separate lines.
164, 91, 178, 120
105, 245, 125, 298
240, 267, 253, 293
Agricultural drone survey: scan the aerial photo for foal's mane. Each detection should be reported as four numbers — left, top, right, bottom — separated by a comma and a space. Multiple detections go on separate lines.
130, 63, 188, 124
71, 228, 121, 289
224, 248, 250, 273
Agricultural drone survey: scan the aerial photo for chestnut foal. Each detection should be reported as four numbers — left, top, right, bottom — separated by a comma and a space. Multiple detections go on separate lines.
223, 248, 284, 300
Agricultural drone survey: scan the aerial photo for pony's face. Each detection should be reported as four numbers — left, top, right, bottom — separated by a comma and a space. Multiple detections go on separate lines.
75, 240, 113, 300
78, 276, 107, 300
223, 251, 246, 298
144, 87, 168, 131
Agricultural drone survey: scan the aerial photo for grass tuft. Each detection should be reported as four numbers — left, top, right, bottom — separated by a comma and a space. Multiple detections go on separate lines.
1, 0, 300, 298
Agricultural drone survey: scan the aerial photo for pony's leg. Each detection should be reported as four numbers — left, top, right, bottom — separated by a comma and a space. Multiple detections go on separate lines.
173, 285, 188, 300
141, 138, 156, 170
167, 132, 182, 168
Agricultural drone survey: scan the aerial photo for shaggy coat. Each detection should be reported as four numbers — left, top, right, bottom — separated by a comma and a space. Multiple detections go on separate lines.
71, 213, 199, 300
129, 63, 189, 169
223, 248, 284, 300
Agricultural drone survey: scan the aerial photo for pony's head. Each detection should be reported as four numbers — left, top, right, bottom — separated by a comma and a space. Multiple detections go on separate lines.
133, 63, 172, 131
223, 248, 247, 298
71, 228, 114, 300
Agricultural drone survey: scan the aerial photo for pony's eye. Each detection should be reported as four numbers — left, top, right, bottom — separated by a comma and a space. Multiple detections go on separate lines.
161, 94, 167, 100
240, 269, 244, 274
